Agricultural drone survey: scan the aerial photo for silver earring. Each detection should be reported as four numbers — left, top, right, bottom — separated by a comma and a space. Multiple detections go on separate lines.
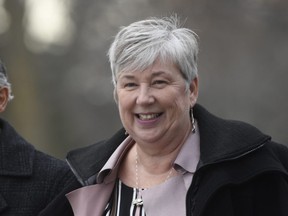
189, 107, 196, 133
125, 130, 129, 135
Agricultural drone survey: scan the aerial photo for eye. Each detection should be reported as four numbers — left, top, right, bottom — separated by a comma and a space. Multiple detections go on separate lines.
152, 80, 168, 88
124, 82, 138, 89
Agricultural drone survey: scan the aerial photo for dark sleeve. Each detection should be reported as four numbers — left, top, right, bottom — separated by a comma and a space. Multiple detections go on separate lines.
32, 150, 81, 216
38, 177, 82, 216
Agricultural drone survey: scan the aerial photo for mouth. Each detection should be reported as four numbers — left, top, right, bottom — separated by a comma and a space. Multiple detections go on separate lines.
136, 113, 163, 120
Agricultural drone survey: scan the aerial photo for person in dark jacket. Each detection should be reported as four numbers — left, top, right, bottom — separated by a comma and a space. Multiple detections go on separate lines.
40, 15, 288, 216
0, 59, 76, 216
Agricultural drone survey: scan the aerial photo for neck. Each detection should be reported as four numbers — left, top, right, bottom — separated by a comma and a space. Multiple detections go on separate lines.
118, 123, 194, 189
134, 143, 177, 176
135, 146, 176, 189
135, 123, 193, 173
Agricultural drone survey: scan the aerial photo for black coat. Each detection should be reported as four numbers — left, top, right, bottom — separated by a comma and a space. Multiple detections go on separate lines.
0, 118, 76, 216
40, 104, 288, 216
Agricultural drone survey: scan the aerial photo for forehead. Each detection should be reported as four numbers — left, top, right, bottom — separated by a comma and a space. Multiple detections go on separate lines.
118, 59, 180, 78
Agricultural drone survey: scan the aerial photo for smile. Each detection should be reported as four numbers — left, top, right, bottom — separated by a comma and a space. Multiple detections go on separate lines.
137, 113, 162, 120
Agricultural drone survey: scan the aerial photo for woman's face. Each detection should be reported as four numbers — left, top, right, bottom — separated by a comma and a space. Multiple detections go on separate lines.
115, 59, 198, 145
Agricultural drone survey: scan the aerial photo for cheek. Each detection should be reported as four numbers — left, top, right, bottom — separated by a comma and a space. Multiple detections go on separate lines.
117, 92, 133, 112
172, 94, 191, 113
117, 100, 128, 125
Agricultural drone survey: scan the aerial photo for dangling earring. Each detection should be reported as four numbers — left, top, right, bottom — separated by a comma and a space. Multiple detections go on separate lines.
125, 130, 129, 135
189, 107, 196, 133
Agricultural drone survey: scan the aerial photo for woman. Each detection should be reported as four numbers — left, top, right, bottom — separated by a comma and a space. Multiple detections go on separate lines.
40, 15, 288, 216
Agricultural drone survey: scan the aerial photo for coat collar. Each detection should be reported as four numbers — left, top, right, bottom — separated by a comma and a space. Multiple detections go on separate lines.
0, 118, 35, 177
194, 104, 270, 167
67, 128, 127, 185
67, 104, 270, 185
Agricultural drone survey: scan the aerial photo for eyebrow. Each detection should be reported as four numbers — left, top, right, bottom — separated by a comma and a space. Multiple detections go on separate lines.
118, 71, 165, 80
120, 71, 166, 80
151, 71, 166, 77
119, 74, 135, 80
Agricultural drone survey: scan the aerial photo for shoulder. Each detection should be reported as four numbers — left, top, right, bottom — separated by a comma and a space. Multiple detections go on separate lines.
0, 119, 76, 214
32, 150, 75, 194
263, 141, 288, 169
265, 141, 288, 153
231, 141, 288, 179
30, 151, 77, 214
34, 149, 70, 174
38, 176, 81, 216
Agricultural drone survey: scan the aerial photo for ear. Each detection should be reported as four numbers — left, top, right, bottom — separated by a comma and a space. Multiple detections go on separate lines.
0, 87, 9, 113
189, 77, 199, 107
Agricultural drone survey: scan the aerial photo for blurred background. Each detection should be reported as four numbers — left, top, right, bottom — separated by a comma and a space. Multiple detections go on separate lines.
0, 0, 287, 159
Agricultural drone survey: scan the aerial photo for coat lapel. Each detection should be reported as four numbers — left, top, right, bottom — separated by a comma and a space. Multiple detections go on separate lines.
66, 181, 115, 216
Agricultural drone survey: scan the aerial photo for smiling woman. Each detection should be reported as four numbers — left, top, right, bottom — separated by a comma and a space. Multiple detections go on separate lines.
39, 15, 288, 216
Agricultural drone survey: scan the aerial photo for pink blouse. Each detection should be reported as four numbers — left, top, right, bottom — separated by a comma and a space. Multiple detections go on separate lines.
66, 125, 200, 216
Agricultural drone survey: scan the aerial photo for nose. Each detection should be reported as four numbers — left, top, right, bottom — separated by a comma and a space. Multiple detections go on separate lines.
136, 85, 155, 105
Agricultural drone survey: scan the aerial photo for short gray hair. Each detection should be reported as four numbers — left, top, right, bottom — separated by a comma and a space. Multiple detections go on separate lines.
0, 60, 14, 101
108, 15, 199, 87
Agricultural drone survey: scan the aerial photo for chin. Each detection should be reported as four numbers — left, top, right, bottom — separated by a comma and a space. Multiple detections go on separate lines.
133, 130, 163, 143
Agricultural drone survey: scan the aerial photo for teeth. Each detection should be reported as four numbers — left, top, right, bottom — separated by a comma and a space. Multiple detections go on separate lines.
138, 113, 160, 120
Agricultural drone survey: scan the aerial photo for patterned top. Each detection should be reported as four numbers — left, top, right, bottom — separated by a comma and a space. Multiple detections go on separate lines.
100, 128, 200, 216
64, 128, 199, 216
103, 180, 146, 216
